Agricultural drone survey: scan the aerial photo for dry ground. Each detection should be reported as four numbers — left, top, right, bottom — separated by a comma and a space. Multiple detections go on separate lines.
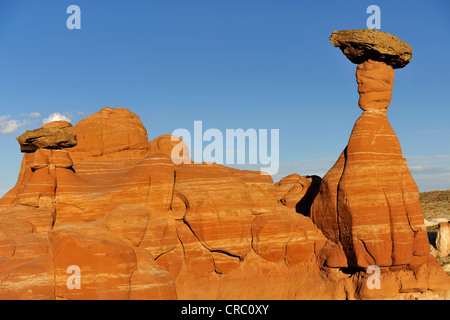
420, 189, 450, 221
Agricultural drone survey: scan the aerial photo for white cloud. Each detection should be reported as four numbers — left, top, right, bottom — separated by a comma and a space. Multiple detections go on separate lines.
0, 115, 25, 135
0, 111, 74, 133
20, 112, 41, 118
42, 112, 71, 124
270, 155, 450, 192
406, 156, 450, 192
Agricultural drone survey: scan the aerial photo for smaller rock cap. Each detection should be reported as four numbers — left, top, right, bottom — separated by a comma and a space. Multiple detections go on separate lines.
330, 29, 412, 69
16, 127, 77, 153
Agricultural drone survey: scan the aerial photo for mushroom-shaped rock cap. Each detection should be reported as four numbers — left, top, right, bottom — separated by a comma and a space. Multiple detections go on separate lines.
16, 127, 77, 153
330, 29, 412, 69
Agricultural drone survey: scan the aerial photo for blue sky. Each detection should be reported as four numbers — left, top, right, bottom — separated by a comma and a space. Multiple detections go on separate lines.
0, 0, 449, 195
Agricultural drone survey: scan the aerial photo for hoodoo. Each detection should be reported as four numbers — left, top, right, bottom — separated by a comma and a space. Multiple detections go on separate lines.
0, 30, 448, 300
311, 29, 432, 268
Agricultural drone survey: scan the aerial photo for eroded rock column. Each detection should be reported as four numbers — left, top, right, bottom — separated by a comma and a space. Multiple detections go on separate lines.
311, 29, 429, 268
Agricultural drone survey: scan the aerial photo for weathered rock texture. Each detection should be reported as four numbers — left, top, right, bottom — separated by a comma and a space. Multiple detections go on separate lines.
1, 106, 448, 300
311, 59, 430, 268
311, 32, 429, 268
436, 222, 450, 257
309, 29, 449, 296
0, 31, 448, 300
148, 134, 191, 164
274, 174, 321, 216
0, 108, 337, 300
330, 29, 412, 69
16, 127, 77, 153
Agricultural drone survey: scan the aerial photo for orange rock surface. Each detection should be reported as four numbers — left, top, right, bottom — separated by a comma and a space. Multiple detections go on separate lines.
309, 30, 449, 297
0, 30, 449, 300
0, 108, 337, 300
0, 105, 448, 299
274, 174, 321, 216
311, 60, 430, 268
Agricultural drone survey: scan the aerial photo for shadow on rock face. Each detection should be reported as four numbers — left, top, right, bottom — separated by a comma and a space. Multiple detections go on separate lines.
296, 175, 321, 217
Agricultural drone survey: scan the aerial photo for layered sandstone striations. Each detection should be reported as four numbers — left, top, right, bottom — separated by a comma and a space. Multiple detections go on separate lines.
311, 60, 430, 268
0, 107, 337, 300
310, 29, 449, 297
1, 105, 447, 300
0, 30, 448, 300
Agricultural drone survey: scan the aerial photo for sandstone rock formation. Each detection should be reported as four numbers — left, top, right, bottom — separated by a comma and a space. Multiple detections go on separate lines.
0, 107, 337, 300
67, 107, 149, 159
16, 126, 77, 153
274, 174, 321, 216
310, 29, 449, 296
329, 29, 412, 68
311, 30, 430, 269
436, 222, 450, 257
148, 134, 191, 164
0, 30, 449, 300
41, 121, 73, 129
0, 105, 447, 300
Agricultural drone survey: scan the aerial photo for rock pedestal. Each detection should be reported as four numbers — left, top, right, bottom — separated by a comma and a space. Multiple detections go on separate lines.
311, 30, 430, 268
436, 222, 450, 257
